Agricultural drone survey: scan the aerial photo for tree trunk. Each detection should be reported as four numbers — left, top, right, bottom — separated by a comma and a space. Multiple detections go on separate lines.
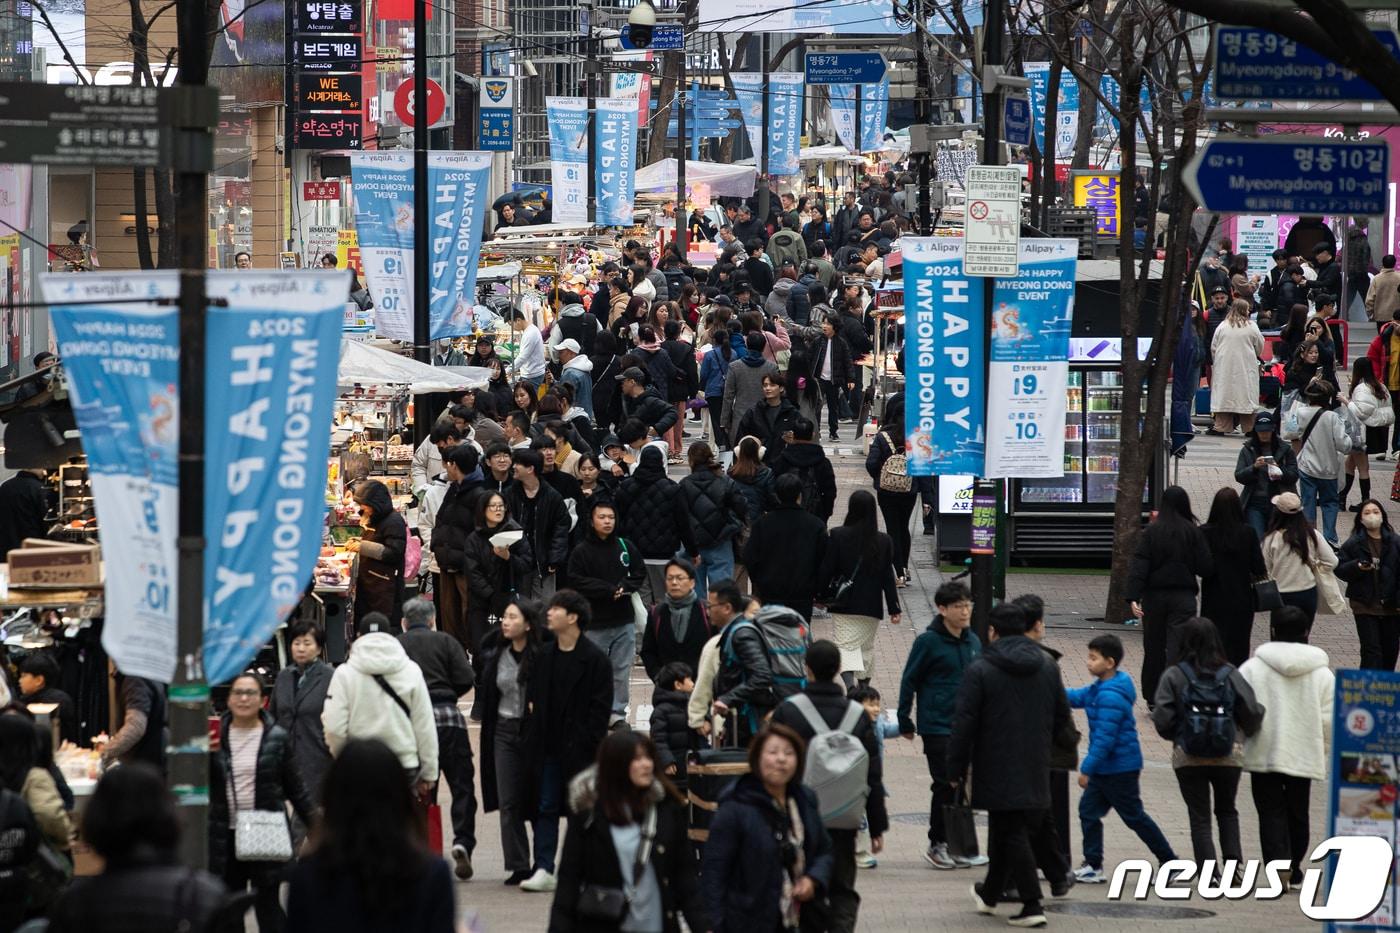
1040, 61, 1062, 227
646, 60, 681, 167
154, 168, 177, 268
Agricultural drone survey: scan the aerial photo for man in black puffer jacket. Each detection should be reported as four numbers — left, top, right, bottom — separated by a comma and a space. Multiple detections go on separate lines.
743, 474, 828, 621
677, 452, 748, 597
770, 417, 838, 523
616, 446, 697, 606
617, 367, 680, 438
432, 445, 484, 652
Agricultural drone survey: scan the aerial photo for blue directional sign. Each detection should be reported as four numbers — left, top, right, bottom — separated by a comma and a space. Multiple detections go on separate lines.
1214, 26, 1399, 101
621, 23, 685, 51
666, 117, 743, 138
804, 52, 886, 85
1183, 135, 1390, 216
1003, 94, 1031, 146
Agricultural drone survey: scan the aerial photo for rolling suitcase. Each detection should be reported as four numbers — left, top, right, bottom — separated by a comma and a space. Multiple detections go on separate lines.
686, 714, 748, 846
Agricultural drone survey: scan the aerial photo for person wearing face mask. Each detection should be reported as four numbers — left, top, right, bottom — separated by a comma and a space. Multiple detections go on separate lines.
1336, 500, 1400, 671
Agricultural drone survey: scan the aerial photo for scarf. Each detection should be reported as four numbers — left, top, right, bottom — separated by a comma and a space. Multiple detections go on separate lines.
663, 589, 699, 643
776, 794, 806, 930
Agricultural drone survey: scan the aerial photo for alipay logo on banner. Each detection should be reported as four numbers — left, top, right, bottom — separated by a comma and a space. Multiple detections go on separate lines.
768, 73, 804, 176
349, 151, 415, 341
902, 239, 986, 476
547, 97, 590, 224
595, 98, 640, 227
731, 74, 765, 166
859, 78, 889, 152
46, 273, 181, 682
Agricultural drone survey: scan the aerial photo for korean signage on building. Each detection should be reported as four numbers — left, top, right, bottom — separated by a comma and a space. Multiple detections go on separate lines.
478, 76, 514, 151
286, 0, 363, 150
1071, 171, 1121, 239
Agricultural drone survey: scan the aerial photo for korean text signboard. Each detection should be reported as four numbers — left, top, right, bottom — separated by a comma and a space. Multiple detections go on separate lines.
1072, 171, 1121, 238
963, 165, 1021, 277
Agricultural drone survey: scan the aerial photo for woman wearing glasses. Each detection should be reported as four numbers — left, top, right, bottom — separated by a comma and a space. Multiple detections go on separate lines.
347, 480, 408, 625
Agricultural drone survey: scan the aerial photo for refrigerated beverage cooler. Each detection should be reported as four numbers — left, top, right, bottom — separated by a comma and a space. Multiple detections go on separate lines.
1007, 365, 1167, 558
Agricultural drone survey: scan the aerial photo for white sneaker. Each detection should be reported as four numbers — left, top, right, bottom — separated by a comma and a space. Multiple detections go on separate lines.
1073, 862, 1107, 884
962, 854, 989, 867
519, 868, 557, 892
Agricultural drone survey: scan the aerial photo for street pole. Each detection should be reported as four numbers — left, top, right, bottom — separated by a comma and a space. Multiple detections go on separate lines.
676, 48, 688, 255
914, 1, 933, 235
413, 0, 431, 390
172, 0, 212, 869
971, 0, 1006, 642
586, 32, 597, 227
757, 32, 770, 224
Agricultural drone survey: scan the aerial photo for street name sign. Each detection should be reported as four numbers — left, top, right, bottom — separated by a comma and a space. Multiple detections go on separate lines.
599, 58, 660, 75
963, 165, 1021, 277
1003, 93, 1031, 146
1214, 26, 1399, 101
1183, 135, 1389, 216
621, 23, 684, 50
804, 52, 886, 85
0, 83, 218, 127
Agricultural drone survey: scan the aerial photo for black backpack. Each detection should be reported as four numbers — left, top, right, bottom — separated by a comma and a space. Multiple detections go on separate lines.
1177, 661, 1237, 758
795, 464, 824, 516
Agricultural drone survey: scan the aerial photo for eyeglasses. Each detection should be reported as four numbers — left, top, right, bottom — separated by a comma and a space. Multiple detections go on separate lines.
230, 688, 260, 698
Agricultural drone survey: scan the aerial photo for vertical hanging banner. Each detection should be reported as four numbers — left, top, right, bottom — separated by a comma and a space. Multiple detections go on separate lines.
768, 73, 804, 176
903, 238, 986, 476
859, 78, 889, 152
426, 152, 494, 337
829, 84, 857, 154
546, 96, 589, 224
43, 271, 347, 685
984, 240, 1078, 478
348, 150, 414, 340
595, 97, 640, 227
45, 273, 181, 683
731, 73, 765, 165
202, 271, 347, 685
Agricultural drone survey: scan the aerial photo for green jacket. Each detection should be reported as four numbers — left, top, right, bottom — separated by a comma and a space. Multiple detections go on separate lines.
897, 617, 981, 736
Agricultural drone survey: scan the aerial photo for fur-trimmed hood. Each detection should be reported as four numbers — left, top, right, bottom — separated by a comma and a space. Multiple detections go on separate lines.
566, 763, 667, 815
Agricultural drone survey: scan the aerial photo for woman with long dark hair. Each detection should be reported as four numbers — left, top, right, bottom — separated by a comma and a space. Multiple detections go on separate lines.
1275, 302, 1310, 364
550, 730, 707, 932
1151, 618, 1264, 879
819, 490, 901, 690
1200, 487, 1266, 666
784, 344, 823, 429
1261, 491, 1338, 629
1336, 499, 1400, 670
700, 326, 735, 449
479, 599, 546, 884
462, 491, 535, 681
865, 396, 917, 585
1344, 357, 1393, 510
513, 380, 540, 420
728, 435, 775, 523
287, 739, 455, 932
1126, 485, 1211, 706
485, 357, 515, 415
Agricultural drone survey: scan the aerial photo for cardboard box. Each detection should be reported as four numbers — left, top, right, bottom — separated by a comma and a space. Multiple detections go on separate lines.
7, 543, 102, 588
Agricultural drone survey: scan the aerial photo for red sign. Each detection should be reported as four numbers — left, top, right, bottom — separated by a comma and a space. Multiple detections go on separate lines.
393, 77, 445, 127
303, 180, 342, 201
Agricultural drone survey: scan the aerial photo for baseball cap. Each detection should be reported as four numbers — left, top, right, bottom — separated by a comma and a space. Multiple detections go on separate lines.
712, 294, 734, 307
1271, 491, 1302, 514
1253, 412, 1275, 432
557, 338, 581, 355
1209, 285, 1229, 296
616, 365, 647, 383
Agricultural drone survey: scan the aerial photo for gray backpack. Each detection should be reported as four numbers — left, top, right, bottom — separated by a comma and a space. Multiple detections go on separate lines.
786, 693, 870, 830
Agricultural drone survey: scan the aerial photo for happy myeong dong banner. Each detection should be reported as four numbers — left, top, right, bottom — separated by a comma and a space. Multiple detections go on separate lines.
44, 271, 345, 685
731, 74, 804, 176
349, 151, 493, 341
547, 96, 590, 224
595, 97, 640, 227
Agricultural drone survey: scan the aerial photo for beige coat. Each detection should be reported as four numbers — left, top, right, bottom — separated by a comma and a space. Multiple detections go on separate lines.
1210, 319, 1265, 414
1366, 268, 1400, 323
23, 767, 71, 852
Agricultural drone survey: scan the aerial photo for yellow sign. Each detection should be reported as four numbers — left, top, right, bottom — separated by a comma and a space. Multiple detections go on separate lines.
1071, 172, 1122, 239
336, 229, 360, 273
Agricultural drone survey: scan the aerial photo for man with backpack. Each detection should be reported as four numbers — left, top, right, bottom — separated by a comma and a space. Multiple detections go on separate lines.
771, 639, 886, 933
770, 416, 838, 524
710, 583, 812, 744
743, 473, 828, 621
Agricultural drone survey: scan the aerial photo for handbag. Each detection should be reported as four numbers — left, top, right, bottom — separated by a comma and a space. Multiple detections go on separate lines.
1252, 578, 1284, 613
1311, 552, 1347, 615
943, 783, 980, 860
577, 805, 658, 922
235, 809, 294, 862
877, 432, 912, 493
822, 556, 863, 606
619, 540, 648, 631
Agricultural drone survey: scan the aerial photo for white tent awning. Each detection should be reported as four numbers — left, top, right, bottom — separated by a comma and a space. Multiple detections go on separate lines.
634, 159, 757, 197
338, 340, 492, 395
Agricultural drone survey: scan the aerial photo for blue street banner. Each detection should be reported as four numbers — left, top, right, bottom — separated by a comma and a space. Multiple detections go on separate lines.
595, 97, 639, 227
768, 73, 804, 176
731, 74, 764, 166
43, 271, 347, 685
902, 238, 986, 476
546, 96, 589, 224
984, 240, 1078, 478
45, 273, 180, 682
696, 0, 980, 35
349, 151, 494, 340
859, 78, 889, 153
830, 84, 857, 153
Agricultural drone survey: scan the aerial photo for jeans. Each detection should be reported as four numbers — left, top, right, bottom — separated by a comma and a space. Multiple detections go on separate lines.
1250, 771, 1312, 883
1298, 471, 1339, 545
818, 378, 844, 438
800, 828, 859, 933
1355, 614, 1400, 670
1140, 590, 1198, 708
1244, 501, 1270, 540
690, 541, 735, 599
981, 810, 1046, 908
921, 735, 953, 845
876, 489, 917, 577
534, 757, 565, 874
494, 718, 533, 873
1175, 765, 1242, 867
1079, 771, 1176, 869
436, 726, 477, 854
1277, 588, 1319, 630
585, 624, 636, 722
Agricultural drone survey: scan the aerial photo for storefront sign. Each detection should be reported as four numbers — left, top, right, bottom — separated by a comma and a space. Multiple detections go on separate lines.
970, 489, 997, 554
296, 35, 362, 71
984, 239, 1077, 478
303, 180, 341, 201
298, 72, 362, 110
902, 237, 986, 476
595, 97, 639, 227
1072, 171, 1121, 239
479, 76, 514, 151
546, 97, 589, 224
291, 113, 361, 149
294, 0, 362, 34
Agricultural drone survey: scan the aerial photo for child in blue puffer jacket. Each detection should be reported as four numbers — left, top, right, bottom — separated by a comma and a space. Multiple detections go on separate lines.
1065, 634, 1177, 883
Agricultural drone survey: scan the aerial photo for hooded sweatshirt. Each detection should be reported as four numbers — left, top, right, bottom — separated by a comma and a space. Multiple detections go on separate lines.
560, 353, 595, 420
321, 632, 440, 782
1239, 642, 1334, 780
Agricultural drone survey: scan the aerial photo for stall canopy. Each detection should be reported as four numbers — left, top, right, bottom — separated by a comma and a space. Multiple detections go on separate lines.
635, 159, 757, 198
338, 340, 491, 395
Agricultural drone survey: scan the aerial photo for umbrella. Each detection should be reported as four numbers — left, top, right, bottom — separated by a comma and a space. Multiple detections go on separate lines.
493, 187, 549, 211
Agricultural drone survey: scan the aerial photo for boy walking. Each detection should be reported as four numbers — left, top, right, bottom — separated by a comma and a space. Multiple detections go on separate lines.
1068, 634, 1177, 883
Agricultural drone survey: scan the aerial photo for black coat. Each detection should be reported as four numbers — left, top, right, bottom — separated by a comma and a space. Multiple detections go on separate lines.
744, 257, 775, 298
947, 636, 1077, 812
550, 790, 707, 933
430, 478, 481, 573
649, 686, 698, 780
678, 469, 748, 552
399, 622, 475, 704
45, 861, 229, 933
620, 386, 679, 436
355, 483, 407, 622
616, 451, 694, 559
1200, 522, 1266, 626
744, 506, 828, 608
770, 443, 837, 522
567, 530, 647, 629
270, 659, 334, 802
1337, 527, 1400, 608
0, 471, 47, 560
526, 637, 614, 781
1125, 519, 1211, 602
478, 628, 540, 813
286, 854, 455, 933
864, 430, 913, 498
701, 776, 833, 933
836, 308, 871, 356
640, 599, 714, 681
818, 526, 898, 619
463, 518, 535, 626
811, 334, 854, 387
770, 681, 889, 838
506, 480, 572, 574
662, 338, 700, 403
1235, 435, 1300, 506
209, 711, 315, 879
735, 399, 800, 466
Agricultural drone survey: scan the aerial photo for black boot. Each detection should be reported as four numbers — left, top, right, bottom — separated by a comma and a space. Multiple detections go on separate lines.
1353, 477, 1372, 511
1340, 472, 1355, 510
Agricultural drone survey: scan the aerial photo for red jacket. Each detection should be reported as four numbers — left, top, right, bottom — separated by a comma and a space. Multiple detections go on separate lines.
1368, 322, 1400, 390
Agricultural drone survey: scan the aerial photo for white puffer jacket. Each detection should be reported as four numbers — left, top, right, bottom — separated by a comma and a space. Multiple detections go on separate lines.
322, 632, 440, 782
1349, 382, 1396, 429
1238, 641, 1334, 780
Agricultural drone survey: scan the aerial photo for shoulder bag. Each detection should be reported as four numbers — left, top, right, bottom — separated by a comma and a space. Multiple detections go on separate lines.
822, 553, 863, 606
619, 540, 648, 632
1251, 577, 1284, 612
1310, 541, 1347, 615
230, 733, 294, 862
577, 804, 658, 922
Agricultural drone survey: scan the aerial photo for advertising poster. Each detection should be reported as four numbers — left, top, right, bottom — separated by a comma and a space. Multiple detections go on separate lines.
731, 74, 764, 166
595, 98, 640, 227
829, 85, 858, 154
984, 239, 1078, 478
425, 152, 493, 337
859, 78, 889, 153
546, 96, 589, 224
1237, 215, 1280, 277
902, 238, 986, 476
1072, 172, 1123, 239
769, 73, 805, 176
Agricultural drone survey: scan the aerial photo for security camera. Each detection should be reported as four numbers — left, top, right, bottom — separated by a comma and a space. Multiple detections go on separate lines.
627, 0, 657, 48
